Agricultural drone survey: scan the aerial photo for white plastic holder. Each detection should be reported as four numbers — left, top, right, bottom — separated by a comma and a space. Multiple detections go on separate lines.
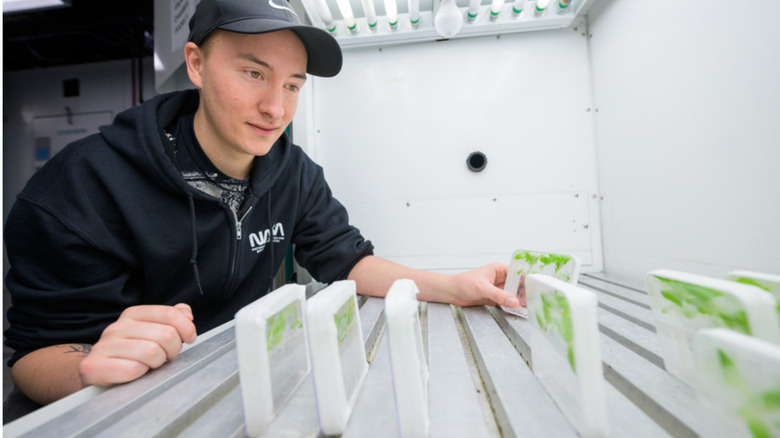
694, 328, 780, 438
306, 280, 369, 435
385, 279, 430, 438
525, 274, 609, 438
646, 269, 780, 387
235, 284, 309, 437
501, 249, 580, 318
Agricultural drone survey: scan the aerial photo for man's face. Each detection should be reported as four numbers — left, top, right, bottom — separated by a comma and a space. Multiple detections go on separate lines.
187, 30, 308, 174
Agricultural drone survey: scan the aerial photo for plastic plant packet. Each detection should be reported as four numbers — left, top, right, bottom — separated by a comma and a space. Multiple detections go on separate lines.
385, 279, 430, 438
235, 283, 309, 437
501, 249, 581, 318
645, 269, 780, 387
525, 274, 609, 438
726, 270, 780, 325
306, 280, 369, 435
694, 328, 780, 438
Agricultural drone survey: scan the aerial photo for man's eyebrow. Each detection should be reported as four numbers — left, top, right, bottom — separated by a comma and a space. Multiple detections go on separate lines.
238, 52, 308, 81
238, 52, 271, 69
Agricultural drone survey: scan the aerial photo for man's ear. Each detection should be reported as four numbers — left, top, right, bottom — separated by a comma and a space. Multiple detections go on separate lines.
184, 42, 205, 88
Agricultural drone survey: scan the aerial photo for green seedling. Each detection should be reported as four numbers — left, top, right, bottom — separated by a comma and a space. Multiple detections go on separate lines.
734, 277, 772, 292
266, 302, 303, 350
733, 277, 780, 317
540, 253, 572, 274
516, 251, 541, 269
654, 276, 750, 334
334, 297, 356, 344
715, 349, 780, 438
515, 251, 573, 280
535, 290, 576, 373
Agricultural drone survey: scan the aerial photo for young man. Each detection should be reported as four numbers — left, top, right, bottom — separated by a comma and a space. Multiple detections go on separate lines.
3, 0, 519, 406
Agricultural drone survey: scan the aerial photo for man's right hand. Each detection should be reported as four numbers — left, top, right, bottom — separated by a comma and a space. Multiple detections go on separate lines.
12, 303, 198, 405
78, 303, 198, 387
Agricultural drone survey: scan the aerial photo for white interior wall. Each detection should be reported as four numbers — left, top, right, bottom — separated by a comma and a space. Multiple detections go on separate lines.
588, 0, 780, 286
296, 20, 604, 274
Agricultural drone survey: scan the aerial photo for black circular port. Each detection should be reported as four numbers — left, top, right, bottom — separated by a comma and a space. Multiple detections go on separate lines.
467, 151, 487, 172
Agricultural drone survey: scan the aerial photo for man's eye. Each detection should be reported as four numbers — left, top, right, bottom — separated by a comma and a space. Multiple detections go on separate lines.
249, 71, 261, 79
287, 84, 300, 92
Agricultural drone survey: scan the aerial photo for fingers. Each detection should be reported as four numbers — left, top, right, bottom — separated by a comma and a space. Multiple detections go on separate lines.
475, 263, 517, 308
488, 285, 520, 308
79, 339, 164, 386
174, 303, 194, 321
119, 305, 197, 345
100, 317, 189, 360
490, 263, 509, 286
79, 304, 197, 387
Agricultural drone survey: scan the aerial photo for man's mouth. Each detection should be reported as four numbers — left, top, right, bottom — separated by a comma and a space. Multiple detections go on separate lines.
248, 122, 279, 136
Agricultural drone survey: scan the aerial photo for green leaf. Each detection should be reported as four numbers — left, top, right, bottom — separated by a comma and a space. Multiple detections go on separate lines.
266, 302, 303, 350
743, 410, 772, 438
549, 254, 572, 273
735, 277, 771, 292
719, 311, 750, 333
516, 251, 540, 267
267, 313, 286, 349
567, 345, 576, 373
718, 349, 750, 394
536, 290, 576, 374
757, 389, 780, 411
661, 290, 684, 307
334, 297, 355, 343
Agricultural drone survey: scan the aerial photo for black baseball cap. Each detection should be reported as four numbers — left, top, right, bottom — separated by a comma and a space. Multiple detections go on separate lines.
188, 0, 343, 77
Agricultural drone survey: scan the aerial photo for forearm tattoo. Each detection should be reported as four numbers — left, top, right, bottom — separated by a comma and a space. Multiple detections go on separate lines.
64, 344, 92, 357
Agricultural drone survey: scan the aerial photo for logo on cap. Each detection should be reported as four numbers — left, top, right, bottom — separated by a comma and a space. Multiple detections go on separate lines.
268, 0, 297, 15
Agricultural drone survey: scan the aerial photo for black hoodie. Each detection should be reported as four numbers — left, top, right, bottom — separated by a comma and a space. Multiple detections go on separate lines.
4, 90, 373, 366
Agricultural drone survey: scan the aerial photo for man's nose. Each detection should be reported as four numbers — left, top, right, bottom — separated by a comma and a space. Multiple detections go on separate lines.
257, 86, 285, 120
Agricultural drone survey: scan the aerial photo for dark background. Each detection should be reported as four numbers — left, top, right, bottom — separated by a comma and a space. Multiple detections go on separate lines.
3, 0, 154, 72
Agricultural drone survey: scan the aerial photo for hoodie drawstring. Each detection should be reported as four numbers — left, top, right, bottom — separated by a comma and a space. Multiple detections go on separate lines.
187, 190, 275, 296
267, 190, 275, 293
188, 194, 205, 296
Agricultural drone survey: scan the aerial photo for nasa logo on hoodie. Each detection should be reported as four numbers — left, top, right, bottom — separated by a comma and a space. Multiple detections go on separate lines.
248, 223, 285, 254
